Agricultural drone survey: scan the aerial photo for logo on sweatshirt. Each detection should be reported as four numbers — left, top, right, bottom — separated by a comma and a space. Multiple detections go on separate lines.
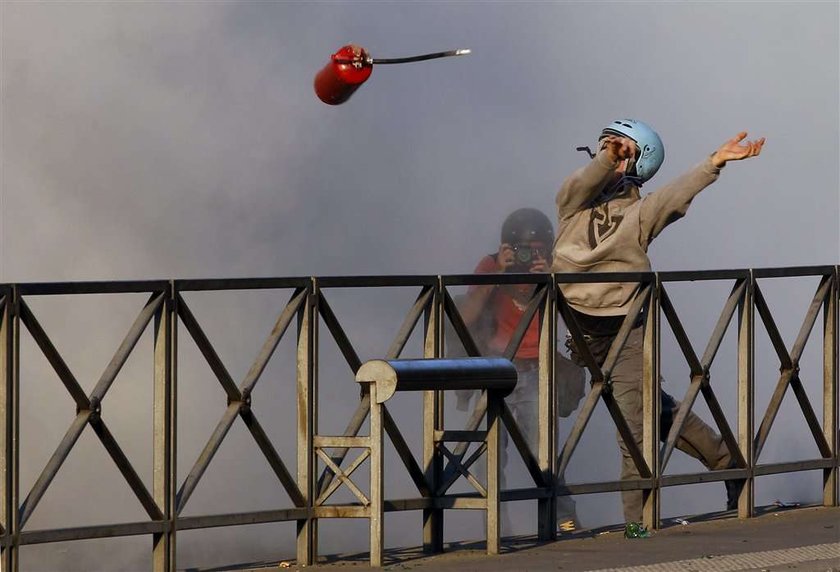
588, 205, 624, 248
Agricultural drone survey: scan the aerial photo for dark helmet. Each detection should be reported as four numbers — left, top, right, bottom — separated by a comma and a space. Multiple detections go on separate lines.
501, 208, 554, 245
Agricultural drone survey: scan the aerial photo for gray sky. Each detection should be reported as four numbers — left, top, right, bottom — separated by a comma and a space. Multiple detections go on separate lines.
1, 1, 838, 570
3, 1, 837, 282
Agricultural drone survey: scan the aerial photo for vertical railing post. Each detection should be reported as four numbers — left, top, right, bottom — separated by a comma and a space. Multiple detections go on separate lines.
422, 278, 443, 553
642, 276, 660, 530
153, 282, 175, 572
486, 391, 501, 555
0, 291, 6, 570
824, 267, 838, 507
1, 287, 18, 572
738, 273, 755, 518
538, 276, 556, 541
297, 280, 317, 565
368, 382, 384, 567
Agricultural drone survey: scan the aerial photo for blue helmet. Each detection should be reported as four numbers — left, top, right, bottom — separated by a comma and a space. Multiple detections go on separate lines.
600, 119, 665, 184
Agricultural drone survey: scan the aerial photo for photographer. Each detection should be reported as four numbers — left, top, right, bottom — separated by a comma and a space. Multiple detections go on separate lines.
456, 208, 584, 534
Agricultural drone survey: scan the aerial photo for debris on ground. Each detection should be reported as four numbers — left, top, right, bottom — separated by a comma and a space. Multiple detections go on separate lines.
624, 522, 651, 539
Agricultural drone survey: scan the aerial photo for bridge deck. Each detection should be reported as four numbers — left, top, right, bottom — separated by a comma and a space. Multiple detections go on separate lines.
222, 505, 839, 572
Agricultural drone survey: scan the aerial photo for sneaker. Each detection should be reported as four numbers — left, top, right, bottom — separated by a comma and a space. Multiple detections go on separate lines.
557, 519, 577, 534
725, 477, 740, 510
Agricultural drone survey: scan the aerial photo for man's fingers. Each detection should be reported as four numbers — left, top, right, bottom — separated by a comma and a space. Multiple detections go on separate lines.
746, 138, 764, 157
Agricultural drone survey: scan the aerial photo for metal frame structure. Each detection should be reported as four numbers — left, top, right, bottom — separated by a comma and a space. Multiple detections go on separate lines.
0, 266, 836, 570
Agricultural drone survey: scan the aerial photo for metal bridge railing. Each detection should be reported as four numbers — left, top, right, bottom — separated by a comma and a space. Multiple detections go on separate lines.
0, 267, 836, 570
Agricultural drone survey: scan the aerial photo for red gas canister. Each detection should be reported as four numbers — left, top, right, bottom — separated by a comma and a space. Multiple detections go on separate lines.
313, 44, 373, 106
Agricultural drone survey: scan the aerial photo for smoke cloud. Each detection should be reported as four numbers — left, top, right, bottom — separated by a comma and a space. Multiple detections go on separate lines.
1, 1, 837, 570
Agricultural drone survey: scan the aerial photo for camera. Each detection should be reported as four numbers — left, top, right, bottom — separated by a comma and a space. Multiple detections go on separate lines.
507, 243, 547, 273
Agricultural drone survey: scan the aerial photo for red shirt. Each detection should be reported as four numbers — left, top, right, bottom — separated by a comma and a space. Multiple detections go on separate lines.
468, 255, 540, 359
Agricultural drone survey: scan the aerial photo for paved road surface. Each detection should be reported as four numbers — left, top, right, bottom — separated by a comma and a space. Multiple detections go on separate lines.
189, 506, 840, 572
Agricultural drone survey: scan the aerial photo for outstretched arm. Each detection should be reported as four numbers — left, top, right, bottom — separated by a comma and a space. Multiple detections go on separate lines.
711, 132, 765, 168
639, 132, 766, 244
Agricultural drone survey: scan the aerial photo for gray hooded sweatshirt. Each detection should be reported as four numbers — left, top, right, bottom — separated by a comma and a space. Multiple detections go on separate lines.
552, 148, 722, 317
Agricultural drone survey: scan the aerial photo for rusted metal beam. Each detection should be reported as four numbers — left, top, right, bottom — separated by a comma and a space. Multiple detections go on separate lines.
0, 293, 14, 571
738, 274, 755, 517
788, 373, 831, 457
20, 521, 167, 545
824, 268, 838, 506
16, 281, 169, 296
442, 288, 481, 357
700, 382, 745, 468
19, 412, 91, 528
382, 405, 431, 496
556, 287, 602, 380
438, 391, 487, 488
700, 279, 747, 368
315, 394, 370, 496
90, 292, 165, 403
314, 436, 370, 449
660, 374, 704, 471
175, 293, 240, 402
754, 459, 836, 476
790, 276, 832, 364
500, 402, 545, 486
316, 449, 370, 506
659, 286, 703, 376
89, 417, 163, 520
316, 291, 362, 374
438, 444, 486, 497
385, 286, 433, 360
435, 430, 487, 442
752, 266, 836, 279
601, 387, 651, 478
296, 284, 316, 566
754, 283, 793, 369
642, 279, 660, 530
239, 408, 305, 507
176, 277, 309, 292
177, 508, 309, 530
153, 287, 174, 572
437, 442, 487, 496
17, 300, 89, 409
315, 448, 369, 506
754, 368, 794, 461
316, 276, 437, 288
176, 403, 241, 514
538, 277, 556, 541
557, 478, 653, 495
661, 468, 748, 487
239, 288, 307, 396
502, 284, 546, 361
601, 284, 652, 379
556, 382, 604, 477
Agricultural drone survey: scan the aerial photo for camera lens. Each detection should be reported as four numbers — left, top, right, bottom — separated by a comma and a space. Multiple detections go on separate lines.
514, 244, 532, 263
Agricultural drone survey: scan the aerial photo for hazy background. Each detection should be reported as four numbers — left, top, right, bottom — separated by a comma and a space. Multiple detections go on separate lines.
1, 1, 838, 570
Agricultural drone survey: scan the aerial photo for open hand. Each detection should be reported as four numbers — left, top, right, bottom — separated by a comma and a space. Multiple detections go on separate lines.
711, 132, 765, 168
